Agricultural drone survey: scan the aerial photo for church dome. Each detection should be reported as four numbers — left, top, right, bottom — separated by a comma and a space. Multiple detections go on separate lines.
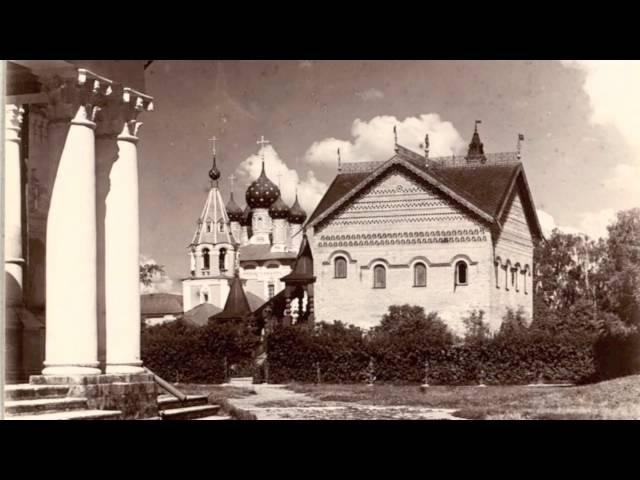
288, 194, 307, 224
269, 195, 290, 219
226, 192, 243, 222
208, 154, 221, 182
239, 205, 252, 227
245, 164, 280, 209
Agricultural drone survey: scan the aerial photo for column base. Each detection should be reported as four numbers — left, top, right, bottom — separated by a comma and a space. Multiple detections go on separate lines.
42, 365, 101, 376
106, 363, 145, 374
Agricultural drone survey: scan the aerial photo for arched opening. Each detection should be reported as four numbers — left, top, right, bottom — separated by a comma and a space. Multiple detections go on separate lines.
373, 264, 386, 289
455, 261, 468, 286
218, 221, 225, 233
219, 248, 227, 272
334, 256, 347, 278
413, 262, 427, 287
202, 248, 210, 271
206, 220, 212, 233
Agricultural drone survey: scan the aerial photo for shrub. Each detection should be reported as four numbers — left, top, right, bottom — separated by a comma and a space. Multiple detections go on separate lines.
141, 318, 259, 384
462, 309, 491, 344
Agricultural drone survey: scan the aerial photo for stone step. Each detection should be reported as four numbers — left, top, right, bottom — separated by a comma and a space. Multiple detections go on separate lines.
195, 415, 233, 420
157, 394, 209, 410
5, 384, 70, 401
159, 404, 221, 421
6, 409, 122, 420
5, 397, 88, 416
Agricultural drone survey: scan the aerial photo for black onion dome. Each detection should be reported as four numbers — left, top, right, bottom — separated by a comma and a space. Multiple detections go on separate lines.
239, 205, 252, 227
288, 194, 307, 224
226, 192, 243, 222
269, 195, 290, 219
209, 154, 221, 181
245, 163, 280, 209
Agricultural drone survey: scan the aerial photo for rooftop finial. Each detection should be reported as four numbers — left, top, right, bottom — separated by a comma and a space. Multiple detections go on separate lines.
337, 148, 342, 173
467, 120, 486, 164
393, 125, 398, 147
229, 173, 237, 197
474, 119, 481, 133
257, 135, 270, 168
208, 135, 221, 185
516, 133, 524, 160
424, 133, 430, 159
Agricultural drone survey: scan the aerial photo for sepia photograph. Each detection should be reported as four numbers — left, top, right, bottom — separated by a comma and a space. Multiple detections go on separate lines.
1, 59, 639, 421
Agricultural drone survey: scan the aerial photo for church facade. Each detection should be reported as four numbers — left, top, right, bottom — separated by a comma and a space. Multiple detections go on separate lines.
304, 127, 543, 334
182, 140, 307, 313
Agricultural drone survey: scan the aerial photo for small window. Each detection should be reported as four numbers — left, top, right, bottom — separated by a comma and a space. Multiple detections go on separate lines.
203, 292, 209, 303
218, 222, 224, 233
413, 263, 426, 287
512, 268, 518, 291
494, 262, 500, 289
202, 248, 210, 270
206, 221, 212, 233
268, 283, 275, 299
455, 261, 468, 286
373, 265, 386, 289
267, 263, 280, 269
219, 248, 227, 272
334, 257, 347, 278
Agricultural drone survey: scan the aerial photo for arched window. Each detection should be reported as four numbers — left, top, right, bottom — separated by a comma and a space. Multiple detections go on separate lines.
373, 265, 386, 289
202, 248, 210, 271
219, 248, 227, 272
218, 221, 224, 233
413, 263, 427, 287
203, 292, 209, 303
494, 261, 500, 289
268, 282, 275, 299
334, 257, 347, 278
206, 220, 212, 233
455, 261, 468, 286
513, 267, 519, 291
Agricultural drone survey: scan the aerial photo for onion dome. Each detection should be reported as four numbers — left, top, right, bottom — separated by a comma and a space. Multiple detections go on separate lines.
239, 205, 252, 227
209, 153, 221, 182
269, 195, 290, 219
288, 194, 307, 224
226, 192, 243, 222
245, 163, 280, 209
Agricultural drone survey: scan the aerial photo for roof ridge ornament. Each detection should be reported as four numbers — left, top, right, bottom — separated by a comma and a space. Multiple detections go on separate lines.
337, 148, 342, 173
516, 133, 524, 160
393, 125, 398, 150
208, 135, 221, 186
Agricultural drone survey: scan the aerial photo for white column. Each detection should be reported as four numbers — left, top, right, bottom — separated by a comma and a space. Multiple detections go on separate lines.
5, 105, 25, 309
105, 88, 153, 374
43, 70, 112, 375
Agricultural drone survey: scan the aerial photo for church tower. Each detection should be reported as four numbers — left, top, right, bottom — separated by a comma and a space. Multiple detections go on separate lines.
182, 139, 238, 312
246, 137, 280, 245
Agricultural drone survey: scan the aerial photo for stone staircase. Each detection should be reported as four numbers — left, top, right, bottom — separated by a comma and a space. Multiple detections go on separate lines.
155, 394, 231, 420
4, 383, 232, 420
4, 384, 122, 420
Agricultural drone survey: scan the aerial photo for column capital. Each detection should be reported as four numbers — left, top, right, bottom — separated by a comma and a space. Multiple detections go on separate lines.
96, 86, 154, 140
42, 68, 114, 127
5, 105, 25, 142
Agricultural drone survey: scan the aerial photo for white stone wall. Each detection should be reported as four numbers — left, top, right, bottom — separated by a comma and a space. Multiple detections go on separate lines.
181, 277, 230, 312
240, 261, 291, 302
310, 170, 496, 335
490, 190, 534, 326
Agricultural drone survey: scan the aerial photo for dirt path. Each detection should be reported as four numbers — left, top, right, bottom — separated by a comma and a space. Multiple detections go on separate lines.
227, 381, 462, 420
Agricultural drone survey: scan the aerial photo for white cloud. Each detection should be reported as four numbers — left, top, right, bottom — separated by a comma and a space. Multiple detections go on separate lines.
140, 254, 177, 294
536, 208, 615, 240
561, 60, 640, 207
236, 145, 328, 216
304, 114, 465, 166
356, 88, 385, 101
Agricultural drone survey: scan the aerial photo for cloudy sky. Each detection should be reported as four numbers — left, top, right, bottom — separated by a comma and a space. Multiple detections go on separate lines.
137, 60, 640, 293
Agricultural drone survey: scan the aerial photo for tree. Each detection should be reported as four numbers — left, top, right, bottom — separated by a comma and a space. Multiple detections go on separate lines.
462, 309, 491, 344
370, 304, 455, 347
602, 208, 640, 329
140, 263, 165, 287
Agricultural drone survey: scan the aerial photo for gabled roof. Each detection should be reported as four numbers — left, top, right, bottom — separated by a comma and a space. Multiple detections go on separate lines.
140, 293, 183, 316
306, 145, 543, 241
239, 244, 297, 262
182, 302, 222, 327
281, 234, 315, 283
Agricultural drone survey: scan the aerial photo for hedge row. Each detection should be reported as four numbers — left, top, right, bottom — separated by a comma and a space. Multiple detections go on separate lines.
266, 325, 597, 385
141, 320, 258, 384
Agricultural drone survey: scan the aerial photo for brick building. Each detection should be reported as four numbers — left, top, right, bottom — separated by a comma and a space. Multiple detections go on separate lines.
304, 125, 543, 334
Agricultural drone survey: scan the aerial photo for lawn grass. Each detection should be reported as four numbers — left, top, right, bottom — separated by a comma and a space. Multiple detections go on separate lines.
288, 375, 640, 420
